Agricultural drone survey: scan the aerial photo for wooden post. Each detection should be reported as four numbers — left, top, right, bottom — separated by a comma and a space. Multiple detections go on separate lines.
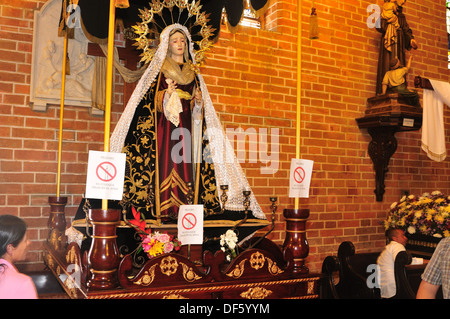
86, 208, 121, 290
47, 196, 68, 252
282, 208, 310, 274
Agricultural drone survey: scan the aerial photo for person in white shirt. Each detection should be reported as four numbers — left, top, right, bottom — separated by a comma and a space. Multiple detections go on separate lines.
377, 228, 408, 298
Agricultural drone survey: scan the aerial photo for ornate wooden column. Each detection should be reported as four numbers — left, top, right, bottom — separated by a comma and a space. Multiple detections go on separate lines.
86, 208, 121, 290
282, 208, 310, 274
47, 196, 68, 251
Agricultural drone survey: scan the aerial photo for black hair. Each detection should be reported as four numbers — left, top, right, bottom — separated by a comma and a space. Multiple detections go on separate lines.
0, 215, 27, 270
385, 227, 403, 242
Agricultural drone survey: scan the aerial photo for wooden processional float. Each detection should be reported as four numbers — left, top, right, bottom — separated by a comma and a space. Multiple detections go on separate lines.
45, 0, 314, 297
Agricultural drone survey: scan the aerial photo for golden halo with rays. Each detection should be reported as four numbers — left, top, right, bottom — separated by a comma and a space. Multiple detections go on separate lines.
132, 0, 215, 69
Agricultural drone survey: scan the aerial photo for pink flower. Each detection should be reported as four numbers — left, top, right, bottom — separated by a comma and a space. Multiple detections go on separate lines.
157, 233, 171, 243
164, 242, 174, 253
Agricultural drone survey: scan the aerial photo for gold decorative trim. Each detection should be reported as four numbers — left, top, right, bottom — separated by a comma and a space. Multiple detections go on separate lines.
64, 275, 78, 299
226, 260, 246, 279
267, 258, 284, 276
88, 277, 321, 299
307, 280, 315, 295
240, 287, 272, 299
90, 221, 120, 225
160, 256, 179, 276
90, 269, 117, 274
66, 246, 78, 265
180, 263, 202, 282
134, 264, 157, 286
133, 0, 215, 67
285, 218, 308, 222
45, 252, 55, 270
162, 294, 188, 299
91, 235, 118, 239
250, 251, 265, 270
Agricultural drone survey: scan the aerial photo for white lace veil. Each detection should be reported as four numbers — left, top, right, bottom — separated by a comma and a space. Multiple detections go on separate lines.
110, 24, 265, 220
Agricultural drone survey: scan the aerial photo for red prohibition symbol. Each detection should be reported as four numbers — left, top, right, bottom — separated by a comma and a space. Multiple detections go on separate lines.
182, 213, 197, 230
96, 161, 117, 182
293, 166, 305, 184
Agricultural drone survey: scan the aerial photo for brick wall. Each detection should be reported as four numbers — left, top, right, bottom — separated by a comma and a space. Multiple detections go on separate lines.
0, 0, 449, 273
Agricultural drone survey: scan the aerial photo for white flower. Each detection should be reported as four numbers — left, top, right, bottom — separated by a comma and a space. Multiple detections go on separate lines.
407, 226, 416, 234
220, 229, 238, 259
227, 240, 236, 250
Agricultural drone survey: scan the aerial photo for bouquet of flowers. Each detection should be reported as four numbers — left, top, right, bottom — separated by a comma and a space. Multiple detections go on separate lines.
141, 231, 182, 259
384, 191, 450, 238
220, 229, 239, 262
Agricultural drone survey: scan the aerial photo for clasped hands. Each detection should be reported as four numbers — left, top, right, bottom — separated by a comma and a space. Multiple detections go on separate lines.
166, 79, 202, 104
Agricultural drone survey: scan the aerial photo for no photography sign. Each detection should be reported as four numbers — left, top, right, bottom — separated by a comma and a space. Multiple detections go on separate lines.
177, 205, 204, 245
289, 158, 313, 198
85, 150, 126, 200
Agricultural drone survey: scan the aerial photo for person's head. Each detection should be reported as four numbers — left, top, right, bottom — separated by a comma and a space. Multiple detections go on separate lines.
386, 228, 407, 246
46, 40, 56, 53
389, 57, 401, 70
167, 29, 188, 62
0, 215, 30, 263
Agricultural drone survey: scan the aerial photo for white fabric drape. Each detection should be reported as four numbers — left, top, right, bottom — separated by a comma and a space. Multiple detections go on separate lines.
421, 79, 450, 162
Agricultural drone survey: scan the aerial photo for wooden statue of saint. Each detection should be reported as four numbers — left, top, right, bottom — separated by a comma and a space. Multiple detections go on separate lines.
376, 0, 418, 96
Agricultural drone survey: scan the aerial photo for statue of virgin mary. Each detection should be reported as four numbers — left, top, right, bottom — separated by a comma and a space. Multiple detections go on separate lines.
74, 2, 268, 255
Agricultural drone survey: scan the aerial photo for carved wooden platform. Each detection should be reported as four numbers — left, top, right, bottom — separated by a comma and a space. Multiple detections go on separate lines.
43, 200, 321, 299
44, 238, 320, 299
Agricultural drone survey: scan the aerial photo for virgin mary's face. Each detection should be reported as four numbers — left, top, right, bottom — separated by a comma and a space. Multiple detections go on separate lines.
168, 31, 186, 60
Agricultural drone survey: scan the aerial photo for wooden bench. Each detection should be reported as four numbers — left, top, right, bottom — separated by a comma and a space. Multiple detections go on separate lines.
394, 251, 442, 299
321, 241, 380, 299
321, 241, 437, 299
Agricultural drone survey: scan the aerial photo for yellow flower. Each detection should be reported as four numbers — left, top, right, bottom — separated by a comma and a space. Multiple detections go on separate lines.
147, 241, 164, 257
435, 215, 445, 223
